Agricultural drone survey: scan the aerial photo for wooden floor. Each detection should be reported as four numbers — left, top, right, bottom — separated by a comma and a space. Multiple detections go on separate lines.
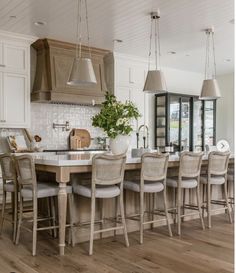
0, 214, 234, 273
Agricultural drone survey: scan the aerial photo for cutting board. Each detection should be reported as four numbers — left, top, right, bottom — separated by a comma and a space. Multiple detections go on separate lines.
69, 129, 91, 149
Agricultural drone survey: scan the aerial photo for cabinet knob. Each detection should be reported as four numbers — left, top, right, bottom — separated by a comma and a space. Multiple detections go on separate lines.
0, 64, 6, 68
0, 120, 6, 122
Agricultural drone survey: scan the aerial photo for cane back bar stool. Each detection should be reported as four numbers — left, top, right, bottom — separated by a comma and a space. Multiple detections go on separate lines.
124, 153, 172, 244
0, 154, 18, 243
72, 153, 129, 255
14, 155, 74, 256
166, 152, 205, 235
201, 151, 232, 228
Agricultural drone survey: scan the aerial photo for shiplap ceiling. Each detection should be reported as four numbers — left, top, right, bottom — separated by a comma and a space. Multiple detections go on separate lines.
0, 0, 234, 74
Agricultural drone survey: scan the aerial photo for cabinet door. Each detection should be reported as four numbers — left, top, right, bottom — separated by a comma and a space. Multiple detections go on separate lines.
0, 73, 29, 128
0, 72, 4, 123
115, 86, 131, 104
3, 43, 27, 73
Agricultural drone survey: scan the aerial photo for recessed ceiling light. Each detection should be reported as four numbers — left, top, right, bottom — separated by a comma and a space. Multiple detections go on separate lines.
9, 15, 17, 19
34, 21, 47, 26
224, 59, 231, 62
167, 51, 176, 55
229, 19, 234, 24
113, 39, 123, 43
185, 54, 190, 57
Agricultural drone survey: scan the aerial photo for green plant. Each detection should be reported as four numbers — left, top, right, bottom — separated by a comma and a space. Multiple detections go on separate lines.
92, 92, 141, 138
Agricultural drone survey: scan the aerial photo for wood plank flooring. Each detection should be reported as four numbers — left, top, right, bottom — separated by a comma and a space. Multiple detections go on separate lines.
0, 215, 233, 273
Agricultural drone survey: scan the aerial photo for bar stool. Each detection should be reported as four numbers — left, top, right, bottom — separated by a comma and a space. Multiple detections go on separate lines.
201, 151, 232, 228
124, 153, 172, 244
72, 153, 129, 255
14, 155, 74, 256
166, 152, 205, 235
0, 154, 18, 243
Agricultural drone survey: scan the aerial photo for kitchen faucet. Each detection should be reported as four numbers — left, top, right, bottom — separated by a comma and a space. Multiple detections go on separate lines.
136, 124, 149, 149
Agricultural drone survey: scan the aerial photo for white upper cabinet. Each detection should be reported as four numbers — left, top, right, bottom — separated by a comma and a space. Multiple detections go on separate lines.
0, 31, 36, 128
3, 43, 27, 73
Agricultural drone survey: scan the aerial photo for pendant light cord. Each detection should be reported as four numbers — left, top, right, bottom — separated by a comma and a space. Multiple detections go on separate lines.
85, 0, 92, 58
212, 32, 217, 79
75, 0, 82, 59
157, 16, 161, 69
148, 18, 153, 70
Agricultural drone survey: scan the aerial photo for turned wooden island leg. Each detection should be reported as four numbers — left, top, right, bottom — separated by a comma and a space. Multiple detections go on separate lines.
56, 167, 70, 256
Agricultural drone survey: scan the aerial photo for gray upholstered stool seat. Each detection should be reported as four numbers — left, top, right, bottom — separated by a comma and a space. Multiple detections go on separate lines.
73, 184, 120, 198
166, 177, 198, 188
21, 182, 72, 198
200, 175, 225, 185
124, 180, 164, 193
3, 181, 15, 192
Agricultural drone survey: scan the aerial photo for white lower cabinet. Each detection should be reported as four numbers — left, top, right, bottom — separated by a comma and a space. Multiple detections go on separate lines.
0, 73, 29, 128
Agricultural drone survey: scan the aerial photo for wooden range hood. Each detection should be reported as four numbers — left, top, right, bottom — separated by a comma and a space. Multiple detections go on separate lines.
31, 39, 110, 105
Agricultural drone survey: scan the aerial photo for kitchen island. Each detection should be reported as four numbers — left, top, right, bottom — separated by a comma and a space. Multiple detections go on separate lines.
34, 152, 234, 256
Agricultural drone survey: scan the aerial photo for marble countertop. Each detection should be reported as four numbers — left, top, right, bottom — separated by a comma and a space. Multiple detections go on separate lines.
31, 151, 234, 167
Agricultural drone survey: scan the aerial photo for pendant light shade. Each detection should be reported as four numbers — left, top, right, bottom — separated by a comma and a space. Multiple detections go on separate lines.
67, 58, 96, 86
143, 11, 167, 93
67, 0, 97, 86
143, 70, 166, 93
199, 28, 221, 100
199, 79, 221, 100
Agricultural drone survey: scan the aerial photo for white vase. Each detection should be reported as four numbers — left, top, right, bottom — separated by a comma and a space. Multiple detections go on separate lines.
109, 135, 130, 155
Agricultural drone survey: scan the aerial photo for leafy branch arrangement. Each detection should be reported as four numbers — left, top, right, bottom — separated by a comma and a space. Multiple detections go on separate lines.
92, 92, 141, 138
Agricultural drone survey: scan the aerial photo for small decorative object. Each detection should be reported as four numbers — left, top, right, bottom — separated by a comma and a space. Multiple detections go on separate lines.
92, 92, 141, 154
31, 135, 43, 152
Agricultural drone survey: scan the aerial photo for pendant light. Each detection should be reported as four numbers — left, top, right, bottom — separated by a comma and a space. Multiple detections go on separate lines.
199, 28, 221, 100
67, 0, 97, 86
143, 11, 167, 93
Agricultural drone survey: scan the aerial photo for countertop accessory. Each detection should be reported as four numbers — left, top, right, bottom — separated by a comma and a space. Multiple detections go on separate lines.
69, 128, 91, 149
53, 121, 70, 131
199, 28, 221, 100
67, 0, 96, 86
143, 10, 167, 93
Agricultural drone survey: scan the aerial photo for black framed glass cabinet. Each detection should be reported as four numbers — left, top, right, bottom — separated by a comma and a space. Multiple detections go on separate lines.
155, 93, 216, 152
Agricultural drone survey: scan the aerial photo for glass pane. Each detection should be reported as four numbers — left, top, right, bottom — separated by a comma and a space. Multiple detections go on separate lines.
156, 95, 166, 151
169, 96, 180, 151
181, 98, 190, 151
205, 101, 214, 146
193, 100, 203, 151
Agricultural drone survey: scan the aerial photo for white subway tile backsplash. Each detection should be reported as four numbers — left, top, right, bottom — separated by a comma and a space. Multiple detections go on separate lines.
0, 103, 105, 152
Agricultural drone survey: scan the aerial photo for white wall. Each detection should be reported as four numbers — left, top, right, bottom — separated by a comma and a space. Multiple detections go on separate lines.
216, 73, 234, 151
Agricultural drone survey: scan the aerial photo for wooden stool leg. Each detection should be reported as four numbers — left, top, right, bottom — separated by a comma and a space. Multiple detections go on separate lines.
32, 198, 38, 256
50, 197, 57, 239
114, 197, 118, 238
15, 196, 23, 245
173, 188, 177, 224
119, 192, 129, 248
177, 188, 181, 236
0, 191, 6, 236
151, 193, 155, 230
223, 182, 232, 224
182, 189, 185, 223
196, 184, 205, 230
13, 190, 18, 243
207, 184, 212, 228
99, 199, 104, 239
140, 190, 144, 244
163, 188, 172, 237
202, 184, 206, 218
89, 196, 96, 255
